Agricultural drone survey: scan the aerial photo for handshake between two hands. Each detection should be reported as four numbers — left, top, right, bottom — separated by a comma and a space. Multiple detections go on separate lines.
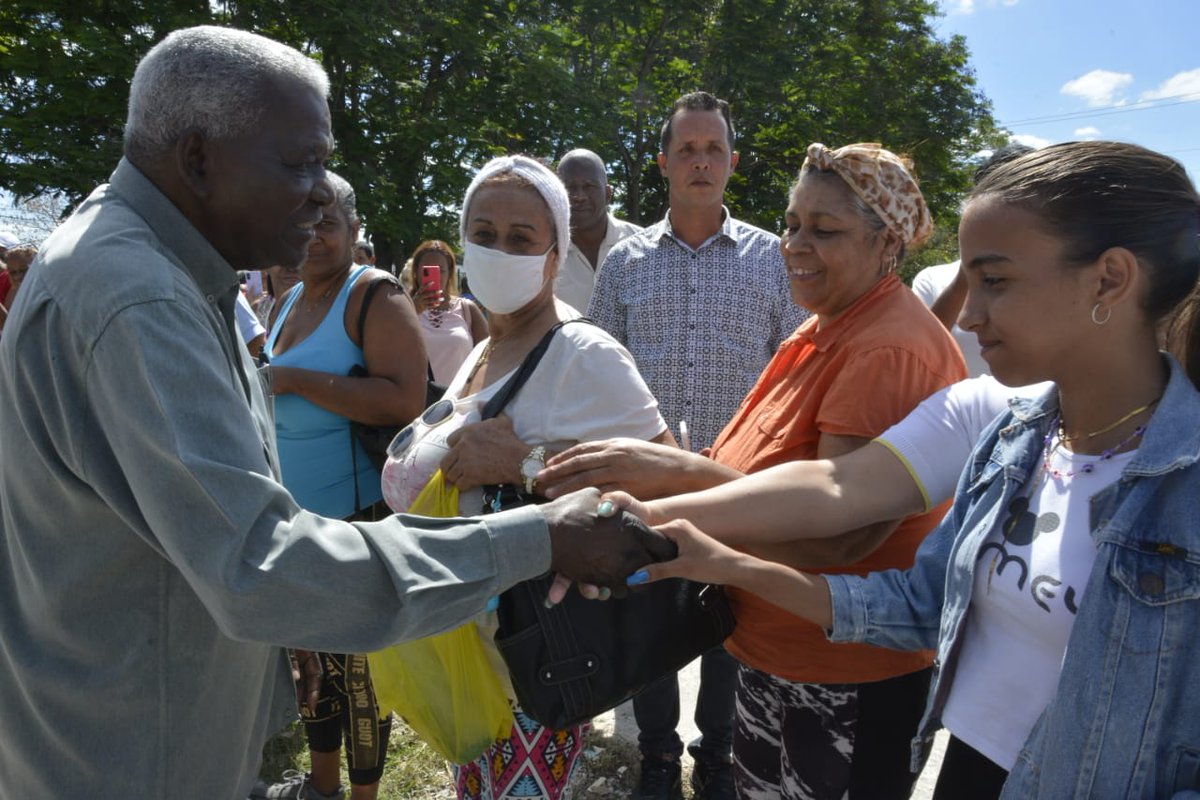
540, 488, 731, 606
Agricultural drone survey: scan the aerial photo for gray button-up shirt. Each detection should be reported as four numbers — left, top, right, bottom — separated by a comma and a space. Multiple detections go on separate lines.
588, 209, 811, 451
0, 159, 550, 799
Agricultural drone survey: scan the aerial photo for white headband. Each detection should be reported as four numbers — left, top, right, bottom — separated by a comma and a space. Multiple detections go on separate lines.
460, 155, 571, 261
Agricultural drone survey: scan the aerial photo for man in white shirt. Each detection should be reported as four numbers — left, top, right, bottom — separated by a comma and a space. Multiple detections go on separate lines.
554, 149, 642, 313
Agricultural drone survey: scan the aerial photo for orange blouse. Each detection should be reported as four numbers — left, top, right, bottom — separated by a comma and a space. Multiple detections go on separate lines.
712, 274, 966, 684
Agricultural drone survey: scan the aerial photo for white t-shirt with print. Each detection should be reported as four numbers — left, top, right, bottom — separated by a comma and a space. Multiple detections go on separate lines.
877, 376, 1052, 508
940, 439, 1137, 769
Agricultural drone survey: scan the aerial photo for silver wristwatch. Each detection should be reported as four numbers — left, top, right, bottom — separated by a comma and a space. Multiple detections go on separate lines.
519, 445, 546, 495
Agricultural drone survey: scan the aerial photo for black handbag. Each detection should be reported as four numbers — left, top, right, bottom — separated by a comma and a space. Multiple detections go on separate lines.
477, 321, 736, 730
348, 274, 446, 471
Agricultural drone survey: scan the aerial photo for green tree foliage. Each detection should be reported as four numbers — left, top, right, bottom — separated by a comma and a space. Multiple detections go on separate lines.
0, 0, 212, 203
0, 0, 997, 268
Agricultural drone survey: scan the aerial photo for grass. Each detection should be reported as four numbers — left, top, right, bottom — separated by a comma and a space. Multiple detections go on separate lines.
257, 715, 674, 799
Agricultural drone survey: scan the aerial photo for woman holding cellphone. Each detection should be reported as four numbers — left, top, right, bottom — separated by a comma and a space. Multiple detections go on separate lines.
408, 239, 488, 385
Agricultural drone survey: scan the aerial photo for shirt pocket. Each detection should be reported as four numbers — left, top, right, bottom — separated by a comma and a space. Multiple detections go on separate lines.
1110, 542, 1200, 606
1108, 542, 1200, 655
1171, 745, 1200, 794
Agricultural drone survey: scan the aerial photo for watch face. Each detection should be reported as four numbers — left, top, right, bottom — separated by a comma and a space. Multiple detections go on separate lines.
521, 459, 541, 479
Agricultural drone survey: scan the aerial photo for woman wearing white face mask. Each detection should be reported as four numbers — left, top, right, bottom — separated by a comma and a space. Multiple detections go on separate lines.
379, 155, 676, 800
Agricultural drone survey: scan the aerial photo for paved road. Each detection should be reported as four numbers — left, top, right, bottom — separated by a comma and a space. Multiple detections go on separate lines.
593, 657, 946, 799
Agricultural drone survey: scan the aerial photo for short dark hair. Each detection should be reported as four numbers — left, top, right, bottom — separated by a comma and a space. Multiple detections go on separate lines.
355, 242, 374, 258
973, 142, 1035, 185
660, 91, 735, 153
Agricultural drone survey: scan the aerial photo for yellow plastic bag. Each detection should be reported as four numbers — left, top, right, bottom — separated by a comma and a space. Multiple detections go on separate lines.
368, 470, 514, 763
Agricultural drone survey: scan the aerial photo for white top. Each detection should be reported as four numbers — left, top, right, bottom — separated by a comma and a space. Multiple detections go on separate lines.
234, 290, 265, 345
876, 376, 1052, 508
911, 261, 989, 378
941, 440, 1135, 768
379, 321, 666, 703
419, 297, 476, 385
554, 214, 642, 314
380, 320, 667, 518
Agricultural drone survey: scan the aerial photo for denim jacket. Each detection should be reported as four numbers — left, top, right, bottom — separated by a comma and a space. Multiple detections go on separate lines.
827, 355, 1200, 799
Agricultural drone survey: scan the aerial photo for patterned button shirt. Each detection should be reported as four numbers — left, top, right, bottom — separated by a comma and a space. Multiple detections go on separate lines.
588, 208, 811, 451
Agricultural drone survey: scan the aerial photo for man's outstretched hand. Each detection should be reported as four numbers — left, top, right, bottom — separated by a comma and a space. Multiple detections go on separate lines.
541, 488, 677, 598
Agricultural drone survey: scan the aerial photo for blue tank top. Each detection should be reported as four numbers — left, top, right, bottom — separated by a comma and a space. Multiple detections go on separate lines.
265, 264, 383, 518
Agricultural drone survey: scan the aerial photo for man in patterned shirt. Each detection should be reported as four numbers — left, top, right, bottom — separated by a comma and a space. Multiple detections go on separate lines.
587, 91, 810, 800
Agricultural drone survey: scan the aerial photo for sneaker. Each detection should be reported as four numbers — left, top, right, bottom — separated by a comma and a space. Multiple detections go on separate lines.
248, 770, 345, 800
687, 741, 735, 800
635, 755, 683, 800
690, 758, 735, 800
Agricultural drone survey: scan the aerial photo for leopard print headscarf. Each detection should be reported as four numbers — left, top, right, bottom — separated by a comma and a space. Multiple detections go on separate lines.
802, 143, 933, 246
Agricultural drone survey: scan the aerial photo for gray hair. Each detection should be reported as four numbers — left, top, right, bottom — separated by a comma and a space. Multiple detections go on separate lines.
124, 26, 329, 161
326, 171, 358, 225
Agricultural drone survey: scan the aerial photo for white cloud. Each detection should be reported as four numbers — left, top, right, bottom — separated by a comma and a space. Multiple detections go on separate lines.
1074, 126, 1101, 139
1139, 68, 1200, 101
1011, 133, 1052, 149
1061, 69, 1134, 107
943, 0, 1017, 14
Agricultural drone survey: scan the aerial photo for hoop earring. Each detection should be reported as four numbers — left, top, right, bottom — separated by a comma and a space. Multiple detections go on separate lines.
1091, 302, 1112, 325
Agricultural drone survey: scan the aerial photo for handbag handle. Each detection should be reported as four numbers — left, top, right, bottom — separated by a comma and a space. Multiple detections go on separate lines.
480, 318, 592, 421
358, 274, 437, 386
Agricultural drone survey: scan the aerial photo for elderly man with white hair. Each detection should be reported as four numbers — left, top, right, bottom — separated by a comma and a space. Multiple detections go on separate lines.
0, 26, 672, 800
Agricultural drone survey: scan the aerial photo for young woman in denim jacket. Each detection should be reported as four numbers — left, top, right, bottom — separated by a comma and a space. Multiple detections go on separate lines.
633, 141, 1200, 799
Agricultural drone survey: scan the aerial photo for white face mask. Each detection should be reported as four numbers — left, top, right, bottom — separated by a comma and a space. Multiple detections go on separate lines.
462, 240, 551, 314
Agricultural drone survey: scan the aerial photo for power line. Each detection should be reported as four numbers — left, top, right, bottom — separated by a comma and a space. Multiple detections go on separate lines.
1001, 92, 1200, 128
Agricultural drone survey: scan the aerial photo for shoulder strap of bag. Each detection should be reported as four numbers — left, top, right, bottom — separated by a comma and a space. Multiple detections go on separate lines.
356, 273, 401, 344
480, 318, 593, 421
358, 273, 436, 384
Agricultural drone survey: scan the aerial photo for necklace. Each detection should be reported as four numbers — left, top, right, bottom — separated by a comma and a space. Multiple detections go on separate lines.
1042, 415, 1146, 480
1080, 395, 1162, 440
301, 272, 348, 312
463, 339, 496, 388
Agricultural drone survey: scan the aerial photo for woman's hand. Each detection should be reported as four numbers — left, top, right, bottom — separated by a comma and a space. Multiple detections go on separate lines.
628, 520, 835, 627
411, 283, 444, 315
289, 649, 322, 715
441, 415, 528, 490
597, 490, 656, 525
539, 438, 740, 500
628, 519, 746, 587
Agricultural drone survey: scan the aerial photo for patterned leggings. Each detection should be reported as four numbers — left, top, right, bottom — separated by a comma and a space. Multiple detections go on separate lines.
300, 651, 392, 786
733, 663, 932, 800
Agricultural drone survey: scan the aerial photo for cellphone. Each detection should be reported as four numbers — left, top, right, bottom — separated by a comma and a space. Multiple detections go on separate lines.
421, 265, 442, 296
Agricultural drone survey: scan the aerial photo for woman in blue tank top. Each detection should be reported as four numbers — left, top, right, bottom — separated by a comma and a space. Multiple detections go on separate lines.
255, 171, 427, 800
265, 174, 426, 518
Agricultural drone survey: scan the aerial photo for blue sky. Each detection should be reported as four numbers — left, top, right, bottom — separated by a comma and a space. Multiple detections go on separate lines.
934, 0, 1200, 180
